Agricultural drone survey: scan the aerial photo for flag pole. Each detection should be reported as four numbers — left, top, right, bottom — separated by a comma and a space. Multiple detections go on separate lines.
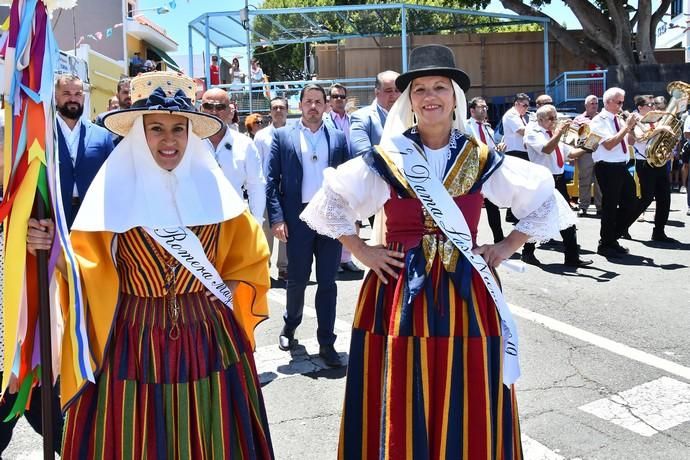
35, 195, 55, 460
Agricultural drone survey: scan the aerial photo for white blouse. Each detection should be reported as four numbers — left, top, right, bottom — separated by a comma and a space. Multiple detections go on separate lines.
299, 148, 575, 243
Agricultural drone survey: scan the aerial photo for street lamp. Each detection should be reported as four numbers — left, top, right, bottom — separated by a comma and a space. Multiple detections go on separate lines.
130, 6, 171, 17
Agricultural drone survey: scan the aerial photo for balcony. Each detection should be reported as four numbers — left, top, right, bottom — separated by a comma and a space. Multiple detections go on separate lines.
547, 70, 608, 107
126, 15, 177, 52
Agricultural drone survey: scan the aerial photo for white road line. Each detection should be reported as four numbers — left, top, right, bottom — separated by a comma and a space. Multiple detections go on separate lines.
579, 377, 690, 436
268, 290, 352, 333
521, 435, 565, 460
510, 304, 690, 381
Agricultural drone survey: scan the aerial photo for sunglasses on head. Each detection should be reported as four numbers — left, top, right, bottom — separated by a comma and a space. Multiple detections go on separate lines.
202, 102, 229, 111
254, 119, 265, 126
330, 94, 347, 100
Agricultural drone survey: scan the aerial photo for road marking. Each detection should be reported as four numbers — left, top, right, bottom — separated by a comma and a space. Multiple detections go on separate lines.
521, 435, 565, 460
510, 304, 690, 381
579, 377, 690, 436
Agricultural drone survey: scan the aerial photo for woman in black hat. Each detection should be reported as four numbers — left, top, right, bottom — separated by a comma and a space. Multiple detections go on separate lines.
27, 72, 274, 459
301, 45, 574, 458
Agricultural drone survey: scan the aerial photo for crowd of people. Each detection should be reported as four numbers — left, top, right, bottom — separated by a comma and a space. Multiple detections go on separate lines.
0, 42, 686, 458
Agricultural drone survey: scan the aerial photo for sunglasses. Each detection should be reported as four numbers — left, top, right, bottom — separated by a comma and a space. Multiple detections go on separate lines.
613, 100, 624, 105
330, 94, 347, 100
518, 102, 529, 108
201, 102, 229, 111
254, 119, 265, 126
645, 103, 655, 107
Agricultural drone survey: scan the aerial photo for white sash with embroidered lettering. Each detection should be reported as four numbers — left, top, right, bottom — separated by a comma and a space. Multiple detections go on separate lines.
378, 133, 520, 385
144, 227, 234, 309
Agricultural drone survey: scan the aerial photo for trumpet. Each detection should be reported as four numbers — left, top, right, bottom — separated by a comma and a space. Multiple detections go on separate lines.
557, 119, 600, 150
620, 111, 654, 142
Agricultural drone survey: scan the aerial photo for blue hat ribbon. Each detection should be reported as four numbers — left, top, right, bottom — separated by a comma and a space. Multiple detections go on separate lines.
145, 87, 194, 112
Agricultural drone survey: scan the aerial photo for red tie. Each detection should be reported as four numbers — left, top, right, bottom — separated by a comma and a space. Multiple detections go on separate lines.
613, 116, 628, 155
477, 121, 487, 144
546, 130, 564, 168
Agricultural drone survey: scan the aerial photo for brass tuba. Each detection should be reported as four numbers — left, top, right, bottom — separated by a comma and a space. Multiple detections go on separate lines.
646, 81, 690, 167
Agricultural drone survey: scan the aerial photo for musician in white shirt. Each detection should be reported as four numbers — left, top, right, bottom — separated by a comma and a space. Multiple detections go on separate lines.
468, 97, 506, 243
524, 104, 592, 267
501, 93, 530, 161
588, 87, 639, 258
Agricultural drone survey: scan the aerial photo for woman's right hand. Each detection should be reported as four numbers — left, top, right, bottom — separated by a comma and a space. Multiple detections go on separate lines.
27, 218, 55, 255
349, 242, 406, 285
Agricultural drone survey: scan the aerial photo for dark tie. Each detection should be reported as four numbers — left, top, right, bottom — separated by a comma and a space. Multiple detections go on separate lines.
477, 121, 487, 144
613, 116, 628, 155
546, 130, 564, 168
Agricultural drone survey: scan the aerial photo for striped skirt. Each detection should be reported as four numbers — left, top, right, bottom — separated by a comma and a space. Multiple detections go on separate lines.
61, 291, 274, 459
338, 245, 522, 460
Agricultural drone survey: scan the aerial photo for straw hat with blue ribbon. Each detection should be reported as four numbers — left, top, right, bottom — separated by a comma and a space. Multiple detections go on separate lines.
103, 71, 222, 139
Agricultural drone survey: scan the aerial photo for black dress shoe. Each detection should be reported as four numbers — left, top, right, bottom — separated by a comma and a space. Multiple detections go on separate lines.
521, 252, 541, 266
278, 327, 297, 351
620, 231, 632, 240
651, 232, 679, 243
597, 245, 622, 258
564, 258, 594, 267
340, 261, 364, 273
319, 345, 344, 368
612, 242, 629, 254
578, 209, 588, 217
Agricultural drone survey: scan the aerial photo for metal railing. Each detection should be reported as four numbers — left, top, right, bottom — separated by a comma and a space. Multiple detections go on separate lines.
212, 77, 377, 114
547, 70, 607, 106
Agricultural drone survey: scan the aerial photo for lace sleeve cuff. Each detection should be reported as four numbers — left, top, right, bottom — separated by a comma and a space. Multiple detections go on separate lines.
515, 191, 577, 243
300, 186, 358, 239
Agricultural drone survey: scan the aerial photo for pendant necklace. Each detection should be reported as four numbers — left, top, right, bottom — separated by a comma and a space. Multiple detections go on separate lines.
306, 130, 323, 162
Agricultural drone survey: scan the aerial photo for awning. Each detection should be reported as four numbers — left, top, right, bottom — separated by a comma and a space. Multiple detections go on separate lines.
148, 45, 180, 72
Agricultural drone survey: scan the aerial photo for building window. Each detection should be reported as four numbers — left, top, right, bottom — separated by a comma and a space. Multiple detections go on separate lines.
671, 0, 683, 18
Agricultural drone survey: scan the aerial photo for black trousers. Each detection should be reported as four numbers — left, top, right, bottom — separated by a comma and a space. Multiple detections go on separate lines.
594, 161, 637, 246
631, 159, 671, 234
505, 150, 529, 222
483, 198, 504, 243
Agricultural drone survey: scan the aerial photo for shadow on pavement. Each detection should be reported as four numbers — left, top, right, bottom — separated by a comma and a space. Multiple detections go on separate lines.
539, 262, 619, 282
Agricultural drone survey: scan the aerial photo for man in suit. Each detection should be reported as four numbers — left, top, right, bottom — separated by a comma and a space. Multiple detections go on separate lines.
95, 77, 131, 145
266, 84, 350, 367
56, 74, 114, 228
349, 70, 400, 156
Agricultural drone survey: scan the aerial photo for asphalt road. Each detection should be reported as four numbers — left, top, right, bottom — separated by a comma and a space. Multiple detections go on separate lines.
4, 193, 690, 460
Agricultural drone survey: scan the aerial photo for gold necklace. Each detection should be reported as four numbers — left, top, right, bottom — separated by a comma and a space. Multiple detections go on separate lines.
142, 230, 181, 340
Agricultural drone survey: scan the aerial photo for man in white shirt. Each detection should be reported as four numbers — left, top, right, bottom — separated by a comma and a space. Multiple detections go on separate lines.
323, 83, 362, 273
524, 104, 593, 267
254, 97, 289, 279
501, 93, 530, 161
572, 95, 602, 216
266, 84, 350, 367
468, 96, 506, 243
200, 88, 266, 224
626, 95, 677, 243
589, 87, 639, 257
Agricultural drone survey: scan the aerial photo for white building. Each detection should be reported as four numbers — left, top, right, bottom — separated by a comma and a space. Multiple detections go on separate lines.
655, 0, 690, 62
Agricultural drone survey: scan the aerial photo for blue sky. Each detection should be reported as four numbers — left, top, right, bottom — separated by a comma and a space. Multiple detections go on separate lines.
137, 0, 580, 62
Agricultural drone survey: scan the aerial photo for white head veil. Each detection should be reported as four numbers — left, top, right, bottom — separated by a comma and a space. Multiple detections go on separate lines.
72, 116, 245, 232
381, 79, 469, 142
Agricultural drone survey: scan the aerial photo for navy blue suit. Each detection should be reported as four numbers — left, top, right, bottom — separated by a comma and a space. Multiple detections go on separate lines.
266, 122, 350, 346
349, 101, 388, 156
57, 118, 114, 228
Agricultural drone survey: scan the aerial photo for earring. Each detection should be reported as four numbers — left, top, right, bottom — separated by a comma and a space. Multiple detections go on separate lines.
452, 112, 457, 121
413, 113, 418, 124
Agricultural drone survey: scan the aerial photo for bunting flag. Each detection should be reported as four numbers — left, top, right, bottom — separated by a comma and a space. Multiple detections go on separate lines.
0, 0, 93, 416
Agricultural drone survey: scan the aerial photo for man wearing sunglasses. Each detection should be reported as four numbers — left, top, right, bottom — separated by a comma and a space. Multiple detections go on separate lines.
200, 88, 266, 225
589, 87, 640, 258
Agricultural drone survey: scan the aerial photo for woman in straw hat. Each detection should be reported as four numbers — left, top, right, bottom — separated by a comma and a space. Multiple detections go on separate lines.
301, 45, 575, 458
27, 72, 274, 459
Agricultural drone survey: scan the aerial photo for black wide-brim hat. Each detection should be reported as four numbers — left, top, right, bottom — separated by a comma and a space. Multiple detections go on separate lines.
395, 45, 470, 92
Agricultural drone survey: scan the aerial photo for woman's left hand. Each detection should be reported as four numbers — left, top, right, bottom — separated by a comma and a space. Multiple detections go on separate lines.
205, 280, 238, 303
472, 241, 516, 268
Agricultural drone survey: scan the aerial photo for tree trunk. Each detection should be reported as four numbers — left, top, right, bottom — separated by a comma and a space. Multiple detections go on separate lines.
636, 0, 656, 64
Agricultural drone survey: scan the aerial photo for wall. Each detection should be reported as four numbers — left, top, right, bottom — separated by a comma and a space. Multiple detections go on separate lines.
79, 46, 127, 119
315, 31, 591, 102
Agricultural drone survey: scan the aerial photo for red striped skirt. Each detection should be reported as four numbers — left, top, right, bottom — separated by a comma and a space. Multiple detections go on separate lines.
61, 291, 274, 459
338, 244, 522, 460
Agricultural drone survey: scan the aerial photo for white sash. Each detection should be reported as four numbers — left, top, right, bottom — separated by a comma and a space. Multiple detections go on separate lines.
378, 133, 520, 385
144, 227, 234, 309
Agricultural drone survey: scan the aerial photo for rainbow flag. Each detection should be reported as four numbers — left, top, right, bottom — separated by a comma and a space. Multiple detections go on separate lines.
0, 0, 92, 417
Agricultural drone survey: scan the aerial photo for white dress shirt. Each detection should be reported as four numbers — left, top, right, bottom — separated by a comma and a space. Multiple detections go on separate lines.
299, 121, 329, 203
57, 115, 82, 197
524, 125, 569, 175
589, 109, 629, 163
467, 118, 498, 153
501, 107, 527, 152
206, 126, 266, 224
253, 124, 276, 176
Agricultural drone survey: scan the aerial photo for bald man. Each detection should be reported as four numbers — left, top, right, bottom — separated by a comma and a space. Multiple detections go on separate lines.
200, 87, 266, 223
